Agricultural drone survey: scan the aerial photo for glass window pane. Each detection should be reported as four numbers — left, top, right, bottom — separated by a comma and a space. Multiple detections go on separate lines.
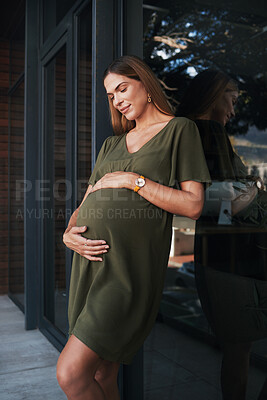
43, 0, 75, 43
10, 16, 25, 85
143, 0, 267, 397
9, 80, 25, 306
43, 45, 67, 334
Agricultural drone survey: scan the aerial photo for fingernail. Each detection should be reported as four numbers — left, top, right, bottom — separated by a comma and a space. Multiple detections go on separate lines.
105, 245, 109, 249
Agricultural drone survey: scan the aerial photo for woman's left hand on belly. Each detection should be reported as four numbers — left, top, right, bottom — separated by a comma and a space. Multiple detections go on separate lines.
63, 226, 109, 261
91, 171, 138, 192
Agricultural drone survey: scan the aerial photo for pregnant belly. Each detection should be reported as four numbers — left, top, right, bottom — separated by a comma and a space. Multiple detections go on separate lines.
76, 188, 163, 240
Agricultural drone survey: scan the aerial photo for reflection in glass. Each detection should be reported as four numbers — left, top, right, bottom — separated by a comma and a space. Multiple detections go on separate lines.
143, 1, 267, 398
9, 81, 25, 307
179, 69, 267, 399
144, 0, 267, 142
43, 46, 67, 334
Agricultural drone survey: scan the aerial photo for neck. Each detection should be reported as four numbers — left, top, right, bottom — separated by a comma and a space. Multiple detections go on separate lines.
134, 104, 172, 131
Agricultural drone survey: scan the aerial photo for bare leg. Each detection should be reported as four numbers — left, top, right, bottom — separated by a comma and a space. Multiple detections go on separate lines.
221, 341, 252, 400
95, 360, 120, 400
57, 334, 109, 400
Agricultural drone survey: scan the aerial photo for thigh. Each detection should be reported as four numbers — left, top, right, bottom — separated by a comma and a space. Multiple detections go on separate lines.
57, 334, 103, 378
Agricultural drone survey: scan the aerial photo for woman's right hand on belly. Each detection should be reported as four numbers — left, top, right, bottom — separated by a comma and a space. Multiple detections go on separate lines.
63, 226, 109, 261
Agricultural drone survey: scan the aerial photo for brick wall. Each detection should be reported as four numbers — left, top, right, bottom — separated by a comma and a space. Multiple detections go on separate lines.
0, 39, 9, 294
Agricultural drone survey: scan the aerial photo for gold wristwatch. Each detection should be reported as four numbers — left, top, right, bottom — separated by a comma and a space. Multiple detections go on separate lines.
134, 175, 146, 192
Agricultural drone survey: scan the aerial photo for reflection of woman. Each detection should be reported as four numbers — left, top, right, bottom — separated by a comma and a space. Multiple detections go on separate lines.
178, 70, 267, 400
56, 56, 210, 400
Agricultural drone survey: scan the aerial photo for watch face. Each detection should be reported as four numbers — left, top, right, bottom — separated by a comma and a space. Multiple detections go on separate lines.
256, 180, 262, 190
136, 177, 145, 188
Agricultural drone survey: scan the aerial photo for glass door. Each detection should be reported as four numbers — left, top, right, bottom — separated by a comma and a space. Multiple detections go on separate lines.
39, 2, 93, 347
42, 44, 68, 336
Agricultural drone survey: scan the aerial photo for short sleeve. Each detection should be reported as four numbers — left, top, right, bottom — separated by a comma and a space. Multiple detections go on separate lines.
88, 136, 113, 186
170, 118, 211, 188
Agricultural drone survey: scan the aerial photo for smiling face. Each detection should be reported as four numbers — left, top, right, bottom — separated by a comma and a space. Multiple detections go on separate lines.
210, 86, 239, 126
104, 73, 150, 121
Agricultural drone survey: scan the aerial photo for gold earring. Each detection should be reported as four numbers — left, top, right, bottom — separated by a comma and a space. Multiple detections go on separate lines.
147, 94, 152, 103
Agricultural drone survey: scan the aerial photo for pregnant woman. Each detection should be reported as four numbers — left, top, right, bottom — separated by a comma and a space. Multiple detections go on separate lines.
56, 55, 210, 400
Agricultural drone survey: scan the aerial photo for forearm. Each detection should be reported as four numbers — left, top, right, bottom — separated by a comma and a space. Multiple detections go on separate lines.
91, 172, 204, 219
127, 174, 204, 219
231, 185, 257, 216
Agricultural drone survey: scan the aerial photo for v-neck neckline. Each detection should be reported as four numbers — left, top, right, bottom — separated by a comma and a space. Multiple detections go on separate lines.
124, 117, 176, 155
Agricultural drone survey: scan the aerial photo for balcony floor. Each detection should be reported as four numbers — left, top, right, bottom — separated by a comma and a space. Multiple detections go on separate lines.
0, 295, 65, 400
1, 294, 266, 399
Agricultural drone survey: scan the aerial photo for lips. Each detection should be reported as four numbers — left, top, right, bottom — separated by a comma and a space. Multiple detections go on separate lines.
120, 105, 130, 114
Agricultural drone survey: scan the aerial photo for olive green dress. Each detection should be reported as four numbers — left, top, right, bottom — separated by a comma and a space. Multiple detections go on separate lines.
68, 117, 210, 364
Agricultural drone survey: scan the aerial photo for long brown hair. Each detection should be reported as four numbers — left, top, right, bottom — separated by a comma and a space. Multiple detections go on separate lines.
178, 70, 238, 120
103, 55, 173, 135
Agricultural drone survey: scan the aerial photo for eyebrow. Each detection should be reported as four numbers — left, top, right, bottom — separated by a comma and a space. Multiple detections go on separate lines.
106, 81, 128, 96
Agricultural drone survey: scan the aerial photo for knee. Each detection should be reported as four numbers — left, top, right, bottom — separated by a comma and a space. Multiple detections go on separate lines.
56, 360, 73, 392
95, 363, 119, 388
57, 359, 83, 394
95, 368, 112, 386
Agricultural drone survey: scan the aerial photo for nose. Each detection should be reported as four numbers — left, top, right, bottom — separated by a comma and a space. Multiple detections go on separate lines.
114, 93, 123, 108
229, 103, 235, 118
231, 107, 235, 117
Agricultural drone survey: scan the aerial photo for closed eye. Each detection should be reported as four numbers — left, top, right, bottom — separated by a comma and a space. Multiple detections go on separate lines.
107, 85, 127, 102
232, 96, 238, 106
108, 88, 126, 101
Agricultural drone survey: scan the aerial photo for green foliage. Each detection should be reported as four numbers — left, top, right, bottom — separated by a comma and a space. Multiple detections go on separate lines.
143, 0, 267, 134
